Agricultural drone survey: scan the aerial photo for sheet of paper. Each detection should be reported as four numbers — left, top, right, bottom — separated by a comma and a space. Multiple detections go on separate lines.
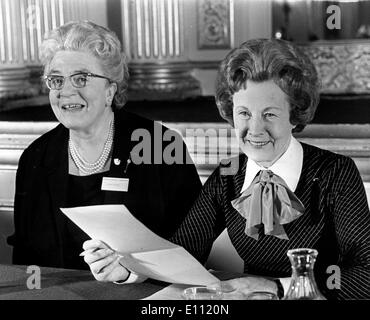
61, 204, 175, 253
61, 204, 219, 286
121, 247, 219, 286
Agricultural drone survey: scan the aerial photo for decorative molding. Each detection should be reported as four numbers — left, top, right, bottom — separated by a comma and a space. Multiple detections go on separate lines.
189, 60, 220, 69
0, 94, 49, 112
0, 67, 39, 103
0, 121, 55, 209
128, 62, 201, 100
0, 122, 369, 210
165, 122, 370, 184
0, 121, 57, 135
301, 40, 370, 94
0, 207, 13, 265
197, 0, 233, 50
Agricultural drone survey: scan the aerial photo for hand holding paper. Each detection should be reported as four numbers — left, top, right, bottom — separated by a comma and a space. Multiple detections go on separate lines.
80, 239, 131, 283
61, 204, 219, 286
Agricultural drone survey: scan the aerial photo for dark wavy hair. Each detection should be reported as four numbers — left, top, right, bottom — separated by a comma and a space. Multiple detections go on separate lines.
40, 20, 129, 110
215, 39, 321, 133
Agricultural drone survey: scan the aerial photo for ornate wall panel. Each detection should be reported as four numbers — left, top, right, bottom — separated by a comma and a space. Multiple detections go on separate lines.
197, 0, 233, 49
302, 41, 370, 94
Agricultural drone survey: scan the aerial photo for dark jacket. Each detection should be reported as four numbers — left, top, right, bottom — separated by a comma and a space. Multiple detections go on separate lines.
8, 109, 202, 269
171, 143, 370, 300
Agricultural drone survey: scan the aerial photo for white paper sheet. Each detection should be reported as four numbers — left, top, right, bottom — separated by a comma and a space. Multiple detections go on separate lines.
61, 204, 219, 286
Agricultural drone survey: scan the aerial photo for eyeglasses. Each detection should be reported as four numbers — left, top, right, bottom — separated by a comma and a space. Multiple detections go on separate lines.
43, 72, 111, 90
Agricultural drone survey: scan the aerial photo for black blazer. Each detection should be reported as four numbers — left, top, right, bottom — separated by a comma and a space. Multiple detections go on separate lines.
171, 143, 370, 300
8, 109, 202, 269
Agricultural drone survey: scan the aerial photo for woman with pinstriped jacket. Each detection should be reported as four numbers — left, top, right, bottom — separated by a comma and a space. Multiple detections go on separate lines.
84, 39, 370, 300
170, 39, 370, 300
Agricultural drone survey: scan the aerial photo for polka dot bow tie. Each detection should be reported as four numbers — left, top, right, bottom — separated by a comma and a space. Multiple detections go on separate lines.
231, 170, 305, 240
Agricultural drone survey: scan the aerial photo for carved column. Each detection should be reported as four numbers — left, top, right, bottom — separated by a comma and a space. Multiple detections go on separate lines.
0, 0, 96, 109
122, 0, 201, 100
0, 0, 37, 104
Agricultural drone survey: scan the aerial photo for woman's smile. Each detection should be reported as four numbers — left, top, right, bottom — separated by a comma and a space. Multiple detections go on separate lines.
246, 139, 271, 147
61, 103, 86, 111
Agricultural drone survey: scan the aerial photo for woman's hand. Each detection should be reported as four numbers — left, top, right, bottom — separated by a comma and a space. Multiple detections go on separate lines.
81, 239, 130, 282
220, 276, 278, 299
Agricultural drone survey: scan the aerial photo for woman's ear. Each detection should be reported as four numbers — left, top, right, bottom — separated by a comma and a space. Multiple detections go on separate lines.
106, 82, 117, 107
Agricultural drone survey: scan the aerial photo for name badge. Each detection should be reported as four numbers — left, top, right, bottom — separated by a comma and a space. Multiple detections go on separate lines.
101, 177, 129, 192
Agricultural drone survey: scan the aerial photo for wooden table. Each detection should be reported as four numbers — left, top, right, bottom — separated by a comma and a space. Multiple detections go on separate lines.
0, 264, 166, 300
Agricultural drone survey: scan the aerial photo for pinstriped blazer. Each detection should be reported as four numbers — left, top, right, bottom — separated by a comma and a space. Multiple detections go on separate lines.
171, 142, 370, 300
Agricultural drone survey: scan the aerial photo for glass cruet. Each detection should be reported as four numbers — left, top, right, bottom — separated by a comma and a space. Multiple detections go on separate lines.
283, 248, 326, 300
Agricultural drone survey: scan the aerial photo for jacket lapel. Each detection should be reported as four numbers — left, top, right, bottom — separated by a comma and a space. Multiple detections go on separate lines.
231, 154, 248, 197
103, 110, 135, 204
219, 153, 247, 201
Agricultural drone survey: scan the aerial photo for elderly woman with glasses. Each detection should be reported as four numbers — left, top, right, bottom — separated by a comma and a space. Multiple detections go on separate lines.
8, 21, 201, 274
90, 39, 370, 299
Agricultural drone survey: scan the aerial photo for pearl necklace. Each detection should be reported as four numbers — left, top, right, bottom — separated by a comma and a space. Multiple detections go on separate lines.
69, 118, 114, 175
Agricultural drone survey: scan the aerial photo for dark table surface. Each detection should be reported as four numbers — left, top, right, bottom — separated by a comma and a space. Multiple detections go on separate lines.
0, 264, 167, 300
